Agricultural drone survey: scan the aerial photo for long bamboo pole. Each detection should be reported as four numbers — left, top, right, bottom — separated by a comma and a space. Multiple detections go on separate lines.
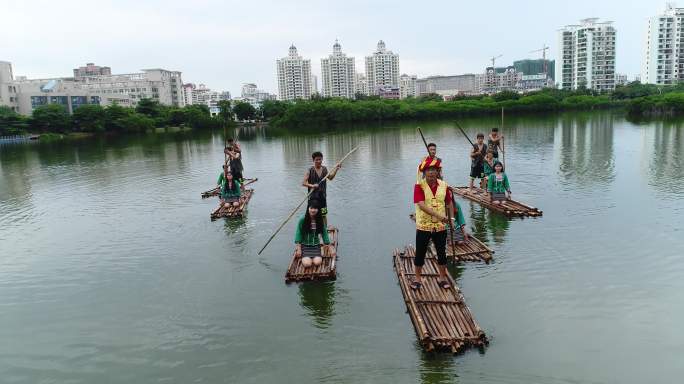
453, 121, 476, 147
257, 146, 359, 255
501, 107, 506, 169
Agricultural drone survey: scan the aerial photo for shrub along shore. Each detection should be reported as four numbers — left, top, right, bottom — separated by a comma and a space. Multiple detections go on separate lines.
2, 82, 684, 136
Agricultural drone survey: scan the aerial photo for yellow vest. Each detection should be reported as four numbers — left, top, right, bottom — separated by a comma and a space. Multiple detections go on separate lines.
415, 179, 448, 232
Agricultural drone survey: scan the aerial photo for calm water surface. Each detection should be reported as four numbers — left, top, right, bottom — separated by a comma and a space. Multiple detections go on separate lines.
1, 113, 683, 384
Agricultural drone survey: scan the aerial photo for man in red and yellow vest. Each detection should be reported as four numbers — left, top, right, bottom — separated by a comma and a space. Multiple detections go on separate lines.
416, 142, 442, 182
412, 164, 455, 290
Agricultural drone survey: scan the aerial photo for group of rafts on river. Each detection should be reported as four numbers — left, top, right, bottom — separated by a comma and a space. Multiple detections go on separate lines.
201, 122, 542, 354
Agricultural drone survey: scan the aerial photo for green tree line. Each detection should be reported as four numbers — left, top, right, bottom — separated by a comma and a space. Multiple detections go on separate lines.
259, 82, 684, 127
0, 98, 260, 136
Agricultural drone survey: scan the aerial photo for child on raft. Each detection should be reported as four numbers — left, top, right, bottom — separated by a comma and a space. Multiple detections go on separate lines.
294, 200, 336, 268
487, 161, 511, 204
469, 133, 488, 190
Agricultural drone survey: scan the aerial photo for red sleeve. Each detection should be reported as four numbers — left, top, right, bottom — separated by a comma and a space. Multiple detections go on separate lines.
413, 184, 425, 204
446, 188, 453, 203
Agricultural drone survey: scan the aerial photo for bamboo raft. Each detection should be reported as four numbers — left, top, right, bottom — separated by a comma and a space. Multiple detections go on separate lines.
285, 227, 339, 284
201, 178, 257, 198
451, 186, 542, 217
408, 214, 493, 263
393, 245, 488, 353
210, 189, 254, 220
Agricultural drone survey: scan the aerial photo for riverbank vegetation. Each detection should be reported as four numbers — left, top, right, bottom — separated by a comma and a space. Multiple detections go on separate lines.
262, 82, 684, 127
0, 98, 259, 136
3, 83, 684, 136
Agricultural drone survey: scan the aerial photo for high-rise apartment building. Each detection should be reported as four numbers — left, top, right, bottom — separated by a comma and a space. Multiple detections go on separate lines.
557, 18, 616, 91
354, 73, 369, 96
365, 40, 400, 95
320, 40, 356, 98
399, 74, 417, 98
643, 4, 684, 85
276, 45, 312, 100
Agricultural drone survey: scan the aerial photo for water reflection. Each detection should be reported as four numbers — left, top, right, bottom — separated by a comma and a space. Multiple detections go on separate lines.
648, 120, 684, 196
418, 352, 457, 384
557, 112, 615, 189
223, 217, 247, 234
298, 281, 336, 329
466, 201, 510, 245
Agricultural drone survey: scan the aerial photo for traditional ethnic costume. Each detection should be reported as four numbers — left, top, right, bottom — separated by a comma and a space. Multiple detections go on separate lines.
413, 178, 453, 268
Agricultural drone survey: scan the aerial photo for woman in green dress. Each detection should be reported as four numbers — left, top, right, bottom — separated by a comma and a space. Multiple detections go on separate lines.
487, 161, 511, 204
294, 200, 335, 268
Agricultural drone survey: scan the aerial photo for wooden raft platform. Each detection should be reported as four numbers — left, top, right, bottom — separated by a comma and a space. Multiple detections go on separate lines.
393, 245, 487, 353
210, 189, 254, 220
285, 227, 339, 284
408, 214, 493, 263
201, 178, 257, 198
451, 187, 542, 217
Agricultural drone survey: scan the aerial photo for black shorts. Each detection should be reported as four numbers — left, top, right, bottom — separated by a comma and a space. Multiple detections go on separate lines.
415, 229, 447, 267
470, 164, 485, 179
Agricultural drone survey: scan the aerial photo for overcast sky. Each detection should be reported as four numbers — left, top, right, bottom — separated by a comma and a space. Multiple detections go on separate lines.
2, 0, 662, 96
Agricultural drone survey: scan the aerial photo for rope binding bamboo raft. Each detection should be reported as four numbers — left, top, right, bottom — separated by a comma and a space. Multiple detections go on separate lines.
408, 214, 493, 263
393, 245, 488, 353
201, 178, 258, 198
451, 186, 542, 217
210, 189, 254, 220
285, 227, 339, 284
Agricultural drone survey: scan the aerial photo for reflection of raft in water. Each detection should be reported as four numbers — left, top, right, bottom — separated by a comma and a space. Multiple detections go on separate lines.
286, 227, 339, 284
408, 214, 493, 264
210, 189, 254, 220
393, 245, 488, 354
201, 178, 257, 198
451, 186, 542, 217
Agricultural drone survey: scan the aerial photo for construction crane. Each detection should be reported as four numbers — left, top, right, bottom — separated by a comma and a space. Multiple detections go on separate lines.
490, 54, 503, 69
530, 45, 550, 76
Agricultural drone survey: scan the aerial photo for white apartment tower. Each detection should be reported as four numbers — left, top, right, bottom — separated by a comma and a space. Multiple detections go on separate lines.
276, 45, 312, 100
399, 74, 417, 98
557, 18, 617, 91
643, 3, 684, 85
365, 40, 400, 95
321, 40, 356, 98
354, 73, 369, 96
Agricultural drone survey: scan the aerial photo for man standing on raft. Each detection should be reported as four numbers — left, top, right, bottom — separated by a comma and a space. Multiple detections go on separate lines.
302, 151, 340, 227
412, 164, 455, 290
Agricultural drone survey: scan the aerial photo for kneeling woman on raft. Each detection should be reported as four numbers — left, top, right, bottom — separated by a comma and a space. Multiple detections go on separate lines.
487, 161, 511, 204
294, 200, 335, 268
219, 167, 242, 208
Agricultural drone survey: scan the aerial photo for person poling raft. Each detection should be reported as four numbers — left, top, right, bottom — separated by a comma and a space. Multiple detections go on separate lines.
302, 151, 340, 227
224, 138, 244, 182
469, 133, 488, 190
257, 146, 358, 256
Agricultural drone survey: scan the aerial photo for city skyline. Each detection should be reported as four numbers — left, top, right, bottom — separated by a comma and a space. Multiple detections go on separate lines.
0, 0, 666, 96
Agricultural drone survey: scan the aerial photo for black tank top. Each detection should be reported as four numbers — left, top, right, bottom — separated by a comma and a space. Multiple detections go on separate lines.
307, 166, 328, 199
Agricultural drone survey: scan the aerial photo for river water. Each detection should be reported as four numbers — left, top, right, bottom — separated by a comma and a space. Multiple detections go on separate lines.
1, 112, 683, 384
